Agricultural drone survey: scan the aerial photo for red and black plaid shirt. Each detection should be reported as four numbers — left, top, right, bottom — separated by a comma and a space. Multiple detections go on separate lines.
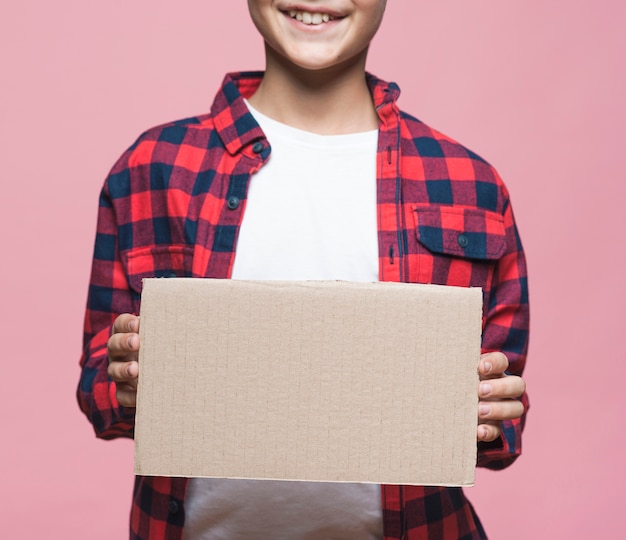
78, 72, 529, 539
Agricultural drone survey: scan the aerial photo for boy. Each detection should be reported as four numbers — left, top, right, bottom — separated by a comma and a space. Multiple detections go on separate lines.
78, 1, 528, 538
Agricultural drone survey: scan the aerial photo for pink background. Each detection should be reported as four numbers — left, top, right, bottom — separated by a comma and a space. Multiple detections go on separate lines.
2, 2, 624, 537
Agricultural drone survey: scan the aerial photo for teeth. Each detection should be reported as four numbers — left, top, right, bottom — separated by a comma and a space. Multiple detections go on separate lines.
288, 10, 336, 25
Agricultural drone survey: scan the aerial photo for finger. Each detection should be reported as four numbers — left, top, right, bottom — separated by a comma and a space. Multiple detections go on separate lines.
112, 313, 140, 335
478, 399, 525, 422
107, 360, 139, 408
477, 421, 501, 443
479, 375, 526, 400
479, 351, 509, 379
107, 360, 139, 383
107, 332, 140, 362
116, 382, 138, 408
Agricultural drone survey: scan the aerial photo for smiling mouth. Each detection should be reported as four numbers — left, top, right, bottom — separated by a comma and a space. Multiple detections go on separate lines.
287, 10, 339, 25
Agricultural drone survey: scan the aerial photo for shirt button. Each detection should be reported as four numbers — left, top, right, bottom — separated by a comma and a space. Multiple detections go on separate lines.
227, 196, 240, 210
386, 82, 400, 93
168, 500, 180, 515
457, 234, 469, 248
252, 141, 264, 154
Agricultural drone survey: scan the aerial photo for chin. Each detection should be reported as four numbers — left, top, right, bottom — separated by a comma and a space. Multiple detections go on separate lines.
274, 45, 367, 74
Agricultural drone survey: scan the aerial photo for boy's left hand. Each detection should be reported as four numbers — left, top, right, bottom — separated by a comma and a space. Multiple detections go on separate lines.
477, 352, 526, 442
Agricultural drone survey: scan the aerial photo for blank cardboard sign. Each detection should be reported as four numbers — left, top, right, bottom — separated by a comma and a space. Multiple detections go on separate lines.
134, 279, 482, 486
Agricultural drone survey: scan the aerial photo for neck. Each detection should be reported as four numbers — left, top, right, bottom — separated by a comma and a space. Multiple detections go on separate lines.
247, 45, 379, 135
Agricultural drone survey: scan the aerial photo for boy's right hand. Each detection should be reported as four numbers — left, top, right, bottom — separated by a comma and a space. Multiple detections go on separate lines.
107, 314, 140, 407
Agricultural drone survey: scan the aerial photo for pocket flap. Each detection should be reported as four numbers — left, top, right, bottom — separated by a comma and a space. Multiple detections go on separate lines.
124, 245, 194, 293
414, 206, 506, 260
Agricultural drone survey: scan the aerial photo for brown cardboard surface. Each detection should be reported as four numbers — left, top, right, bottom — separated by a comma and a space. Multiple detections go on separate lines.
134, 278, 482, 486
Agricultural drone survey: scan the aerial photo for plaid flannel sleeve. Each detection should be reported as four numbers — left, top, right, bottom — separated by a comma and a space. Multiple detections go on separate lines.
77, 151, 138, 440
477, 187, 530, 469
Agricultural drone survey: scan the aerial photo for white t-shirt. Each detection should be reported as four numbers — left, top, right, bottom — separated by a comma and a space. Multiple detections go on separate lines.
183, 102, 382, 539
230, 102, 379, 282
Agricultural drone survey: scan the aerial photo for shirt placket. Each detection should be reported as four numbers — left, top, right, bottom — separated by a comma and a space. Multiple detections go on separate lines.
376, 90, 404, 284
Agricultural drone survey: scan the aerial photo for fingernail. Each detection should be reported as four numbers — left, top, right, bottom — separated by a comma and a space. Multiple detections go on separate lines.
483, 361, 492, 373
479, 404, 491, 417
480, 383, 492, 396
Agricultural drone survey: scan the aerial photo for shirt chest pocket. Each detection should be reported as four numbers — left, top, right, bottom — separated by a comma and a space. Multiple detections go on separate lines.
124, 245, 195, 298
409, 205, 507, 290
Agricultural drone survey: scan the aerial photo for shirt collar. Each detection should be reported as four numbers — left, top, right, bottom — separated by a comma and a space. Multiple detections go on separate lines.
211, 71, 401, 156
